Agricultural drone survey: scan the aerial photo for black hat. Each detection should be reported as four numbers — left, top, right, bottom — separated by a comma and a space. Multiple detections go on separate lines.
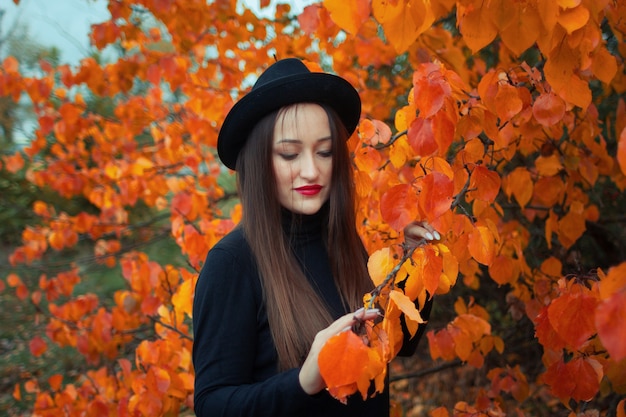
216, 58, 361, 170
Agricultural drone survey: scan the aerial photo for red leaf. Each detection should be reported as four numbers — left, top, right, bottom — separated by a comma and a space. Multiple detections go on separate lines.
407, 117, 437, 156
547, 285, 598, 350
543, 356, 601, 402
380, 184, 419, 231
29, 336, 48, 357
419, 171, 454, 222
595, 290, 626, 361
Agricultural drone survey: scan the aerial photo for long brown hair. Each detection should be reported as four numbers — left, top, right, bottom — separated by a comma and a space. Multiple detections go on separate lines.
236, 103, 371, 370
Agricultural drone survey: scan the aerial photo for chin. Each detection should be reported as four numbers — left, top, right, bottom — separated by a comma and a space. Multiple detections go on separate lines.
289, 199, 325, 215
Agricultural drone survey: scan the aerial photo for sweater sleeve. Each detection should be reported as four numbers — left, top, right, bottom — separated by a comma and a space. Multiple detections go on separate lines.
192, 242, 313, 417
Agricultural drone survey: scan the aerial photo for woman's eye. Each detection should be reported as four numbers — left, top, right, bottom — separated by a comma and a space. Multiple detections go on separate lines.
279, 153, 298, 161
318, 150, 332, 158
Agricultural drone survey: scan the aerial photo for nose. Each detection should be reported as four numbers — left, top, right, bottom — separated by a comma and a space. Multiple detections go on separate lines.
299, 151, 319, 180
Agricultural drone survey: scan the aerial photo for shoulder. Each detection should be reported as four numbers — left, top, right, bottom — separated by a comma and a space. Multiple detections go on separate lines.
206, 226, 252, 262
198, 226, 257, 285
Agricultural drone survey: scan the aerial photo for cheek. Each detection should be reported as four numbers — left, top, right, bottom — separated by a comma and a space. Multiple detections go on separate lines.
272, 160, 294, 188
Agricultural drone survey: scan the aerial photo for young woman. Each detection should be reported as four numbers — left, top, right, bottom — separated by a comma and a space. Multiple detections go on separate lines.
192, 58, 436, 417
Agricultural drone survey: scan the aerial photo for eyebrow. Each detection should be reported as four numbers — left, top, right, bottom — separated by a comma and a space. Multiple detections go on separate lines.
275, 137, 332, 145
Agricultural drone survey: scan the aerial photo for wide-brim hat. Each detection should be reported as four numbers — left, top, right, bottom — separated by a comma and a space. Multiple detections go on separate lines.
217, 58, 361, 170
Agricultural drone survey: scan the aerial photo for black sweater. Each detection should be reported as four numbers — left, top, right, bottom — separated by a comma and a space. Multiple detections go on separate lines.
192, 209, 430, 417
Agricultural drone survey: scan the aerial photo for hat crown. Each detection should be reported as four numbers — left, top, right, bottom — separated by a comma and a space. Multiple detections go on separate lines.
253, 58, 310, 91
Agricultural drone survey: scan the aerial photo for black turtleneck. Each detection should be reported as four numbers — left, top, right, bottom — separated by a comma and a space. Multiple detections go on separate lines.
192, 207, 428, 417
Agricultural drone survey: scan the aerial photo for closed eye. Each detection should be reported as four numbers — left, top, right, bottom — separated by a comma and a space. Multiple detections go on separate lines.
279, 153, 298, 161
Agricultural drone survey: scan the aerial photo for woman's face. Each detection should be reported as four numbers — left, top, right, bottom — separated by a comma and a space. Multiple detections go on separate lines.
272, 103, 333, 215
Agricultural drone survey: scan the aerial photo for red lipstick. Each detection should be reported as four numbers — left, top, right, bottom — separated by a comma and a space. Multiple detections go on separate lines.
295, 185, 323, 196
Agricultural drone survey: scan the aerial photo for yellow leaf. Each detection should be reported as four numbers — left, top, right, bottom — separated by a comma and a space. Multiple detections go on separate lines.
495, 0, 542, 56
131, 157, 154, 176
172, 278, 193, 318
324, 0, 371, 34
367, 247, 396, 286
372, 0, 434, 53
104, 163, 122, 180
389, 289, 424, 324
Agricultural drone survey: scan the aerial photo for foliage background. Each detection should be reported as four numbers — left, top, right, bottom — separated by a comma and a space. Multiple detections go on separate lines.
1, 0, 626, 416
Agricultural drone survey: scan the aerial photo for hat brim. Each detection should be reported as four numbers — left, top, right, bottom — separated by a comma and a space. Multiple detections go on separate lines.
217, 72, 361, 170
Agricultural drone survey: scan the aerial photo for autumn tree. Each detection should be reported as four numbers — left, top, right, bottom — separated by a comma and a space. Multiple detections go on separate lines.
1, 0, 625, 416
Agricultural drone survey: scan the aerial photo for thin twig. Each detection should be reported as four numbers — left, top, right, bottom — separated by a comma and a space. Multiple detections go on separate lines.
390, 359, 463, 382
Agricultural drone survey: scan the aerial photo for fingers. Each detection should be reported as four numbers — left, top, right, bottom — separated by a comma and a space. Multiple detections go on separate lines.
404, 221, 441, 247
329, 308, 380, 335
299, 307, 380, 395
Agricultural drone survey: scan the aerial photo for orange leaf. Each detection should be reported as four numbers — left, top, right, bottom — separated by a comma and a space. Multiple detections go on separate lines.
559, 73, 592, 110
319, 330, 377, 400
427, 328, 457, 361
413, 63, 450, 118
557, 4, 589, 34
598, 262, 626, 300
595, 290, 626, 361
48, 374, 63, 391
359, 119, 392, 146
458, 4, 498, 52
3, 152, 24, 174
591, 46, 618, 84
380, 184, 419, 231
533, 92, 566, 126
419, 172, 454, 222
494, 84, 523, 122
497, 1, 541, 55
469, 166, 501, 203
12, 383, 21, 401
488, 255, 518, 285
503, 167, 533, 208
324, 0, 370, 34
7, 273, 22, 287
535, 154, 563, 177
146, 366, 171, 394
468, 224, 496, 265
557, 201, 586, 249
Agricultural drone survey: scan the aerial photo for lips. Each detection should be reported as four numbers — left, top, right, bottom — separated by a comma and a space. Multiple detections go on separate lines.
295, 185, 323, 196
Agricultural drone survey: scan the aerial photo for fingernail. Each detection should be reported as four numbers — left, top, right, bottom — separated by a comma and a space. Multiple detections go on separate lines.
425, 232, 434, 240
354, 307, 365, 315
365, 308, 380, 314
434, 231, 441, 240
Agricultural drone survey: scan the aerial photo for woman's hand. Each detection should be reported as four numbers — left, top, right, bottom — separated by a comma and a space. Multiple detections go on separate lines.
298, 308, 380, 395
403, 221, 440, 249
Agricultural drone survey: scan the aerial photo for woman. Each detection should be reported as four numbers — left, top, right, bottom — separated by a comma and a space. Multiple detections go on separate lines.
192, 58, 436, 417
